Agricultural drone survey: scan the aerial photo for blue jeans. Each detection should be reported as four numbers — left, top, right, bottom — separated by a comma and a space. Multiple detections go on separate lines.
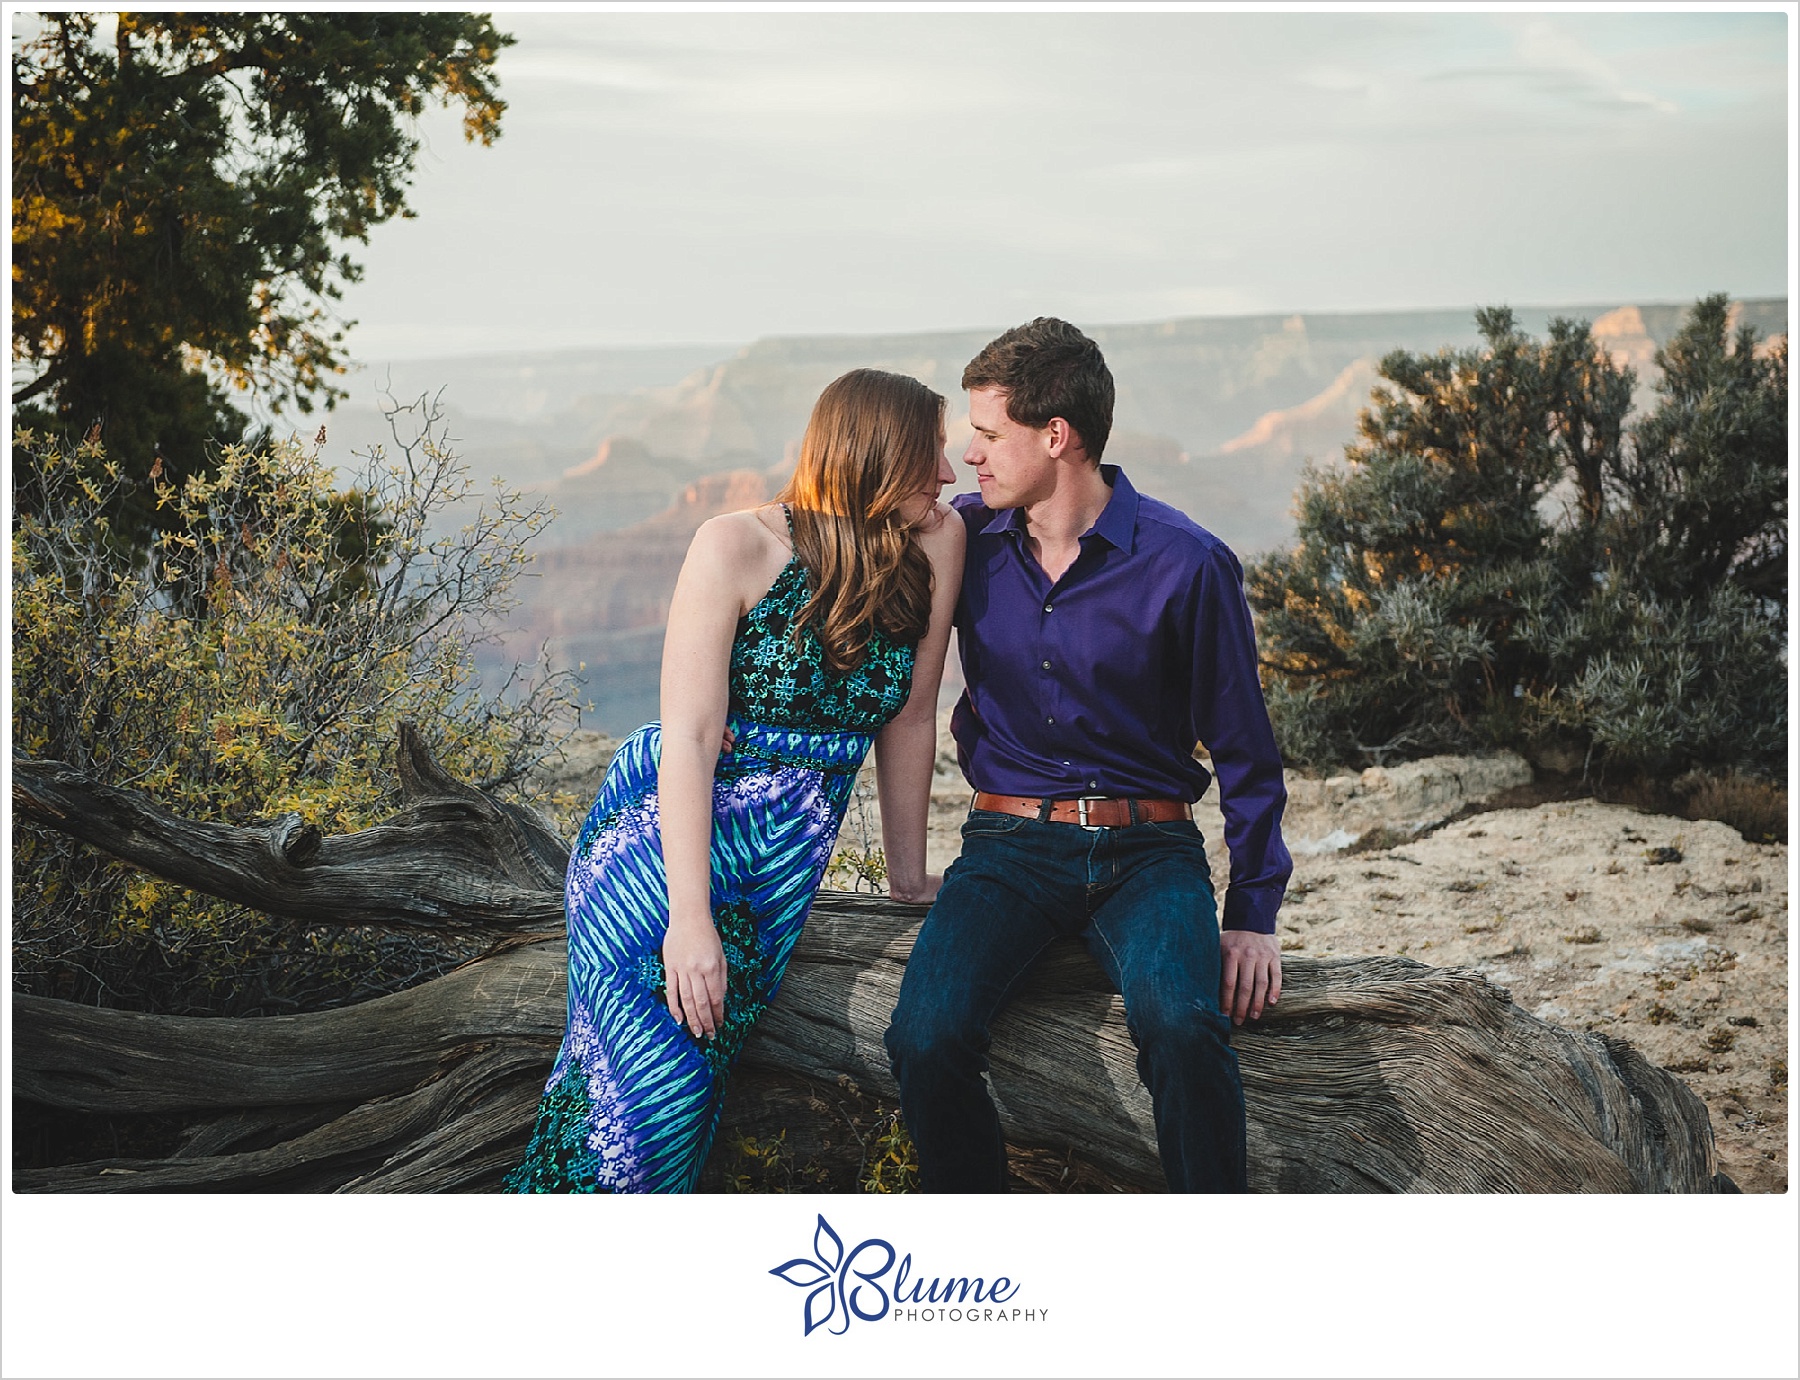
884, 810, 1246, 1193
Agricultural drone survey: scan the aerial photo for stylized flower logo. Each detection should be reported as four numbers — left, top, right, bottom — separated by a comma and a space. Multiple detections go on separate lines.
769, 1213, 846, 1335
768, 1214, 894, 1336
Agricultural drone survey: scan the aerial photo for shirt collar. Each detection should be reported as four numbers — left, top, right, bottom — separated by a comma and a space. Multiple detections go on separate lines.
980, 464, 1140, 554
1091, 465, 1140, 552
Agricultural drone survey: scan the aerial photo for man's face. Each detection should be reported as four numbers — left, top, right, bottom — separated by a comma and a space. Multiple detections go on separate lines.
963, 387, 1058, 509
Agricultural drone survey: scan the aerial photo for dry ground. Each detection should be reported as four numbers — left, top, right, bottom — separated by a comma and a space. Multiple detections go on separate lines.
1271, 800, 1787, 1193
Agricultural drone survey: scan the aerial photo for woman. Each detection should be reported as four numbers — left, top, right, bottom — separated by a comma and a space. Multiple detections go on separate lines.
505, 369, 964, 1193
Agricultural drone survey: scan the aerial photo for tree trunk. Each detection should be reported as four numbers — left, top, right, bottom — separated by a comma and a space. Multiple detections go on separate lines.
11, 736, 1723, 1193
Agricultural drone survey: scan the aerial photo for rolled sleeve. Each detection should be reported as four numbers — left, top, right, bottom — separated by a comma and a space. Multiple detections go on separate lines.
1191, 545, 1292, 934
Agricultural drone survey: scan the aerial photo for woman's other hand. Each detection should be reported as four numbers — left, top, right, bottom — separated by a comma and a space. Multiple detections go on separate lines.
888, 872, 943, 907
663, 913, 727, 1038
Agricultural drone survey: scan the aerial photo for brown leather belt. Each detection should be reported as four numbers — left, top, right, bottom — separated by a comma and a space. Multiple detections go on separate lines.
971, 791, 1193, 829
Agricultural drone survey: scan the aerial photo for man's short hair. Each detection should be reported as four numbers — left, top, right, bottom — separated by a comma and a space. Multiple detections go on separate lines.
962, 317, 1114, 462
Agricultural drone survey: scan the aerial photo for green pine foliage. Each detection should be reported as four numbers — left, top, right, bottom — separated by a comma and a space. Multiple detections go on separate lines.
1249, 296, 1786, 781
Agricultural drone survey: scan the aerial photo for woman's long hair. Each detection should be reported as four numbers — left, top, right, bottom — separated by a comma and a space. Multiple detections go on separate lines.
777, 369, 942, 673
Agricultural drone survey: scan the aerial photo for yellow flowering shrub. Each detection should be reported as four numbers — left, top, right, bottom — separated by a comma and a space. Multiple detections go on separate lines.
12, 414, 576, 1014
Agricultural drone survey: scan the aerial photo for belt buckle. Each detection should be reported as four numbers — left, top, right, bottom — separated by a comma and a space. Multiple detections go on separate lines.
1076, 795, 1109, 831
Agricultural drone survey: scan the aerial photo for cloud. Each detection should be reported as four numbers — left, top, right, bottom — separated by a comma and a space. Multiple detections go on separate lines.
1500, 16, 1681, 114
337, 10, 1787, 353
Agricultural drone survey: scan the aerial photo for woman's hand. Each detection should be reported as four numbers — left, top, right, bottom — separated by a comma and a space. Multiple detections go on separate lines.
663, 912, 727, 1039
888, 872, 943, 907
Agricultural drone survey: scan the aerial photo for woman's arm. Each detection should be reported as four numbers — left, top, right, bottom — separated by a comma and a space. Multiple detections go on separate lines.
874, 504, 966, 906
658, 515, 762, 1039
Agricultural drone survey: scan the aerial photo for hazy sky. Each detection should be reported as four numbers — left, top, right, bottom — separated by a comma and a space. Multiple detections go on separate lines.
339, 6, 1791, 362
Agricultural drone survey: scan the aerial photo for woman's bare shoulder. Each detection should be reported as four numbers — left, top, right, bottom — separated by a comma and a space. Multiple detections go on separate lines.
685, 506, 793, 613
693, 506, 790, 562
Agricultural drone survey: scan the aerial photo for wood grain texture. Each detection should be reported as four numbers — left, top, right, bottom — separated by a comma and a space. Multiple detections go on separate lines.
755, 898, 1720, 1194
11, 723, 569, 936
12, 741, 1721, 1193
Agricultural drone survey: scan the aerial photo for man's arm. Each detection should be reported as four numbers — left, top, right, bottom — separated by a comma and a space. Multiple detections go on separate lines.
1190, 541, 1292, 1023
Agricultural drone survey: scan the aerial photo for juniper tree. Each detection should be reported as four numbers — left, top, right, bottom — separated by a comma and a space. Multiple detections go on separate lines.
1539, 297, 1788, 777
1247, 308, 1622, 764
1600, 295, 1786, 609
1249, 297, 1786, 780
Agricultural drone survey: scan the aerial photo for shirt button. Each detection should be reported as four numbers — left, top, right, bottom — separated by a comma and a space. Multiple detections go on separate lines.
1088, 779, 1099, 789
1046, 716, 1055, 725
1044, 603, 1053, 613
1041, 660, 1051, 670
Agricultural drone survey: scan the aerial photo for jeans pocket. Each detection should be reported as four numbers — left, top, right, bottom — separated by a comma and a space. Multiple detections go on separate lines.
961, 809, 1029, 838
1148, 818, 1204, 845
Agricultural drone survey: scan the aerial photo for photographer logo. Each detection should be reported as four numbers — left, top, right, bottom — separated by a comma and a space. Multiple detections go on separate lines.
768, 1214, 1043, 1336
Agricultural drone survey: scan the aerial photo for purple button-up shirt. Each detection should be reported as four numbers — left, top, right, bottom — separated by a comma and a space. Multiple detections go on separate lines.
949, 466, 1291, 934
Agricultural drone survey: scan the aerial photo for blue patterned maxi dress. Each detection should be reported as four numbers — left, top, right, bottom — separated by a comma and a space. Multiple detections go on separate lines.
504, 538, 916, 1193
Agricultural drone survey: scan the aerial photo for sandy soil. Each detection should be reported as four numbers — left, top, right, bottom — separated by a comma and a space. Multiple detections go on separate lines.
1274, 800, 1787, 1193
536, 729, 1790, 1193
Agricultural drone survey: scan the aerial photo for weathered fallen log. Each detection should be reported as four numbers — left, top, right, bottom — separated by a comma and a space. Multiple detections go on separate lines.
12, 724, 567, 937
14, 952, 561, 1194
14, 940, 563, 1115
11, 740, 1724, 1192
755, 899, 1722, 1193
15, 914, 1721, 1193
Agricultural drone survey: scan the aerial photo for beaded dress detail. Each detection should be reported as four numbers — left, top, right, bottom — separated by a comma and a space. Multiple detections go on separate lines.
505, 509, 915, 1192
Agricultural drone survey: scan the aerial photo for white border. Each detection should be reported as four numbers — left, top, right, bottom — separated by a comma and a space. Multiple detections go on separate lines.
5, 4, 1796, 1378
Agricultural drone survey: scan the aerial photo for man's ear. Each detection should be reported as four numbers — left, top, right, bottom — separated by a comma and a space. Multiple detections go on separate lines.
1045, 417, 1086, 462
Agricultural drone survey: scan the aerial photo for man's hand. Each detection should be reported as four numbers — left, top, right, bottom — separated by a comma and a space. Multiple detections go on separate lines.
1219, 929, 1282, 1026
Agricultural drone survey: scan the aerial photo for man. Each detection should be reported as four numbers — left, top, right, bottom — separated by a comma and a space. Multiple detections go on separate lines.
884, 317, 1289, 1193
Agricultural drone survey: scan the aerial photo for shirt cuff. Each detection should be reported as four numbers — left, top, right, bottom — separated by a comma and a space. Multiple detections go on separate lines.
1221, 887, 1281, 935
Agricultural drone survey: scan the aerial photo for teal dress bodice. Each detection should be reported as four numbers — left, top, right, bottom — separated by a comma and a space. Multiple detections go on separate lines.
727, 550, 916, 732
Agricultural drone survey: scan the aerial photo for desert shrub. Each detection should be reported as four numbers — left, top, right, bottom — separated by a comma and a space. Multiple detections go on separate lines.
1678, 772, 1788, 846
1528, 583, 1786, 778
715, 1131, 833, 1193
1250, 296, 1786, 781
860, 1114, 921, 1193
11, 409, 576, 1014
